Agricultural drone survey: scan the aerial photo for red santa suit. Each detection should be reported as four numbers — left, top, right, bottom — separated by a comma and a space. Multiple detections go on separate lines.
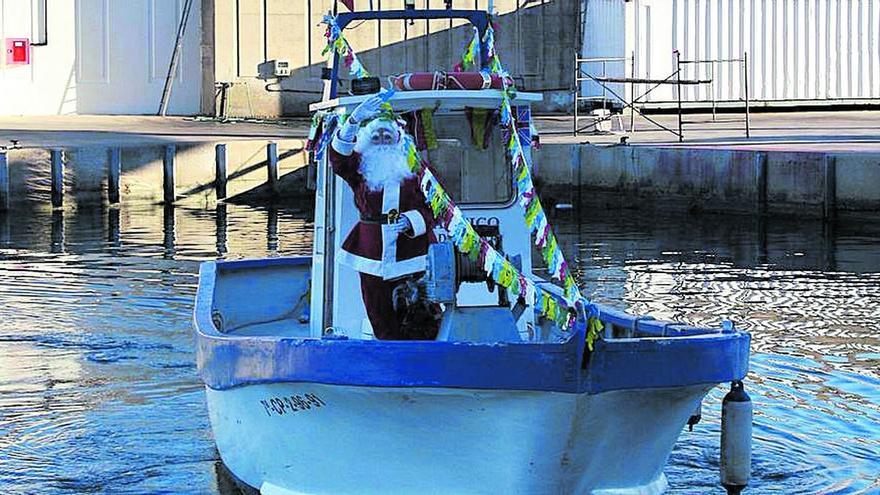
329, 128, 436, 340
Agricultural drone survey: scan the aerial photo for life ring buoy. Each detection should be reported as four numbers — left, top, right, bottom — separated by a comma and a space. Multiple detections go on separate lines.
392, 71, 513, 91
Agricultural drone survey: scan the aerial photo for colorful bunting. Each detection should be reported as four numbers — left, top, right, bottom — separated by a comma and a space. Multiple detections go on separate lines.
322, 15, 371, 80
307, 16, 604, 338
454, 27, 481, 73
401, 134, 578, 331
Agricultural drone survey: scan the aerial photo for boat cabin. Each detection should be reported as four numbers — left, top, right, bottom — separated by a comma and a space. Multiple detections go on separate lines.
309, 90, 550, 342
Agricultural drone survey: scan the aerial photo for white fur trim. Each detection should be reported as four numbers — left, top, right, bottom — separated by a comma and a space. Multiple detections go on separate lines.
338, 250, 427, 280
336, 184, 428, 280
401, 210, 426, 237
381, 185, 400, 268
332, 130, 357, 156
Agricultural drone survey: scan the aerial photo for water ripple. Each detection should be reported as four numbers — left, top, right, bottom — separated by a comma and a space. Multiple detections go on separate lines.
0, 203, 877, 493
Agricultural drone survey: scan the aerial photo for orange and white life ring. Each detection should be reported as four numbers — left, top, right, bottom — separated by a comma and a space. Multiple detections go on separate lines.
392, 71, 512, 91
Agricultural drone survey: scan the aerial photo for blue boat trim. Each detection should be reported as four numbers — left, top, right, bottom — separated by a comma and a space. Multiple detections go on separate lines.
195, 257, 750, 393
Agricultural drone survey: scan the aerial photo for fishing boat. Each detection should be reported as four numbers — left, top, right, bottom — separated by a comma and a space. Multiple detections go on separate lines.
195, 8, 752, 495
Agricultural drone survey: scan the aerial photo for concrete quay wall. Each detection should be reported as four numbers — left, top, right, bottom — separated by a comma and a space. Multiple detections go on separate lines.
534, 145, 880, 218
1, 139, 309, 209
3, 137, 878, 223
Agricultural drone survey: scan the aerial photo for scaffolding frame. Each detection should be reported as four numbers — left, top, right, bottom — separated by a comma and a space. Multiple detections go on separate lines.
675, 51, 751, 140
573, 52, 752, 142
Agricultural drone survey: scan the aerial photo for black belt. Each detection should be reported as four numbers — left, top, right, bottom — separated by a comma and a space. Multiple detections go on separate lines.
360, 209, 400, 225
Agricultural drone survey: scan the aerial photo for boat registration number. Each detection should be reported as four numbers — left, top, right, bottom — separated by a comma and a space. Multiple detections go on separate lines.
259, 393, 327, 417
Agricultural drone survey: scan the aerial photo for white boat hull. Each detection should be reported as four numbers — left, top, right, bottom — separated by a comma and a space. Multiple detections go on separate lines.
206, 382, 713, 495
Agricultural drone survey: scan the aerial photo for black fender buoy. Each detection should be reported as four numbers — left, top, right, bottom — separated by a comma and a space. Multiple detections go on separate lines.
687, 400, 702, 431
721, 380, 753, 494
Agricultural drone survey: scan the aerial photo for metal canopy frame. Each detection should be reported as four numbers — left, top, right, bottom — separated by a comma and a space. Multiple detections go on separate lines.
327, 9, 491, 99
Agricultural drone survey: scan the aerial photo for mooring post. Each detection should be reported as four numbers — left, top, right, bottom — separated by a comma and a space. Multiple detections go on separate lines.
108, 207, 121, 247
163, 145, 176, 204
163, 204, 175, 258
215, 143, 227, 200
267, 141, 279, 195
267, 205, 279, 252
755, 152, 768, 216
51, 149, 64, 209
823, 155, 837, 222
108, 148, 121, 204
0, 150, 9, 212
50, 210, 64, 253
215, 203, 228, 256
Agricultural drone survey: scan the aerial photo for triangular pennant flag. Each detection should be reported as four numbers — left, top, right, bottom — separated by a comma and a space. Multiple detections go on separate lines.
341, 0, 354, 11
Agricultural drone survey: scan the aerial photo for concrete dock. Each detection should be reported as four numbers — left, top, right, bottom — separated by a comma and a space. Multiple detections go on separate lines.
0, 111, 877, 220
538, 110, 880, 152
0, 116, 311, 208
535, 111, 880, 220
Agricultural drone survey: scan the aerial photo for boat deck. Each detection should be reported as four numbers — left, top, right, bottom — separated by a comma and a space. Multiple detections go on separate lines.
231, 318, 310, 338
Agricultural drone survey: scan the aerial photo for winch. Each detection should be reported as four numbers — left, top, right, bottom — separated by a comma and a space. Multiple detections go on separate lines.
416, 226, 529, 342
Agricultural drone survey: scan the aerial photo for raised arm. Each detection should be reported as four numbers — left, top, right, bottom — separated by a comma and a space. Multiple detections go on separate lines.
331, 95, 384, 156
330, 95, 385, 184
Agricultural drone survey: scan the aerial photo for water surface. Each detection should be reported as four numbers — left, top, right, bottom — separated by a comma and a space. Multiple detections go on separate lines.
0, 203, 877, 494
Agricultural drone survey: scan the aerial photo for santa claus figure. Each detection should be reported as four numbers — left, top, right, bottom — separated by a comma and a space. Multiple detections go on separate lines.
329, 95, 437, 340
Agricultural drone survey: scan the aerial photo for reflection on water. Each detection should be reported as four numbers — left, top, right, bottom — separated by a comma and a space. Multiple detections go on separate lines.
0, 202, 877, 494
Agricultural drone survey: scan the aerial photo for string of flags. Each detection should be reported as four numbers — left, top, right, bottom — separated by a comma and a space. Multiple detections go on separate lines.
322, 15, 371, 80
404, 134, 579, 332
453, 28, 481, 73
475, 22, 601, 346
310, 15, 603, 346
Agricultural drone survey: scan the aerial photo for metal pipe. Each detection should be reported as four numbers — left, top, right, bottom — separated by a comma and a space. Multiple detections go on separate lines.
573, 52, 578, 136
158, 0, 195, 116
676, 51, 683, 142
602, 60, 607, 113
744, 52, 751, 138
630, 51, 635, 132
711, 62, 716, 122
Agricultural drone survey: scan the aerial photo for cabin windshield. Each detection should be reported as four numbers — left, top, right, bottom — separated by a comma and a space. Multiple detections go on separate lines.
424, 112, 513, 205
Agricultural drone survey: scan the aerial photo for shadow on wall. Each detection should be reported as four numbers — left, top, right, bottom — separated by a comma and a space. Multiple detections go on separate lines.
219, 0, 578, 118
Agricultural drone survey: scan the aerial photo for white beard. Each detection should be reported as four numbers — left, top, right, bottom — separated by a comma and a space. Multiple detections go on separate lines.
355, 122, 413, 192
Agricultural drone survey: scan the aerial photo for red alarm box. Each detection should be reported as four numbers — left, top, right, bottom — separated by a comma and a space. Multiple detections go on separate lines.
6, 38, 30, 65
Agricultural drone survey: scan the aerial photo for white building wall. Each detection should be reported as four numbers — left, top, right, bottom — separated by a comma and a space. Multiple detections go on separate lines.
580, 0, 627, 102
0, 0, 201, 116
583, 0, 880, 107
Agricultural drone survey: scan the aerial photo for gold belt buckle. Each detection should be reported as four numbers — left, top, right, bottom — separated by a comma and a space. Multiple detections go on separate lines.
387, 209, 400, 224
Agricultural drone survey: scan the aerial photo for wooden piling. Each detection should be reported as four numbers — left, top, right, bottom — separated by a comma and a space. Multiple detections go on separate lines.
108, 148, 121, 204
267, 142, 278, 195
215, 143, 227, 200
51, 149, 64, 208
163, 204, 175, 258
163, 145, 176, 204
823, 155, 837, 222
0, 151, 9, 212
215, 203, 227, 255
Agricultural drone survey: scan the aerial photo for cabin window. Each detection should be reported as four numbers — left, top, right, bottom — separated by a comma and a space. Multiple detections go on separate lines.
425, 113, 513, 205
